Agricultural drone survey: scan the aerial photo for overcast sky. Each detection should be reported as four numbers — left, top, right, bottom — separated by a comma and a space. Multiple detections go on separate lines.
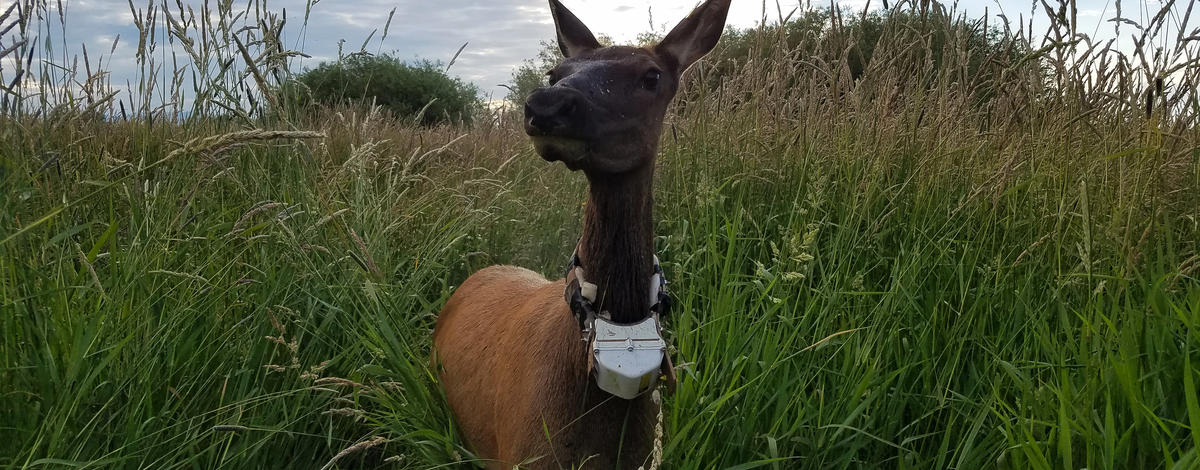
5, 0, 1175, 103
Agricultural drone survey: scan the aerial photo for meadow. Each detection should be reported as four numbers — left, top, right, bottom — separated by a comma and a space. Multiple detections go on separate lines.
2, 0, 1199, 468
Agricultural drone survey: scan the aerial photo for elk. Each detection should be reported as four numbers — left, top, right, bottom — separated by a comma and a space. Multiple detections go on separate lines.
432, 0, 731, 467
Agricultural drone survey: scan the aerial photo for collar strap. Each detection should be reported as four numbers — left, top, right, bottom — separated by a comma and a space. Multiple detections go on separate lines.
563, 251, 672, 334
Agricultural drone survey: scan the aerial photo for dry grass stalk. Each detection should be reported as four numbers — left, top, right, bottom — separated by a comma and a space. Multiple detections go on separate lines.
314, 377, 367, 389
347, 229, 384, 280
148, 269, 211, 285
322, 407, 366, 420
319, 436, 388, 470
74, 243, 108, 301
229, 201, 284, 236
167, 130, 325, 161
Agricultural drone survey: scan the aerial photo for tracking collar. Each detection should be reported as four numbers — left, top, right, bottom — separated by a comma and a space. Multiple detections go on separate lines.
563, 251, 676, 399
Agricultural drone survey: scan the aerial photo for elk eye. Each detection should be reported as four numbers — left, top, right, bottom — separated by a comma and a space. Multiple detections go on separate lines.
642, 70, 661, 91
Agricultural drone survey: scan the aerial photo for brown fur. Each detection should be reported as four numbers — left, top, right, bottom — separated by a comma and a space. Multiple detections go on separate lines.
434, 266, 656, 469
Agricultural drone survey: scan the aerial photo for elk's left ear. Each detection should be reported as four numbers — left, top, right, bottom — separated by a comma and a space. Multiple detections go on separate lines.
655, 0, 732, 73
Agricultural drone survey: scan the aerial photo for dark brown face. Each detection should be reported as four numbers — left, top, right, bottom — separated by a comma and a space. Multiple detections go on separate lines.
527, 0, 731, 176
525, 47, 677, 174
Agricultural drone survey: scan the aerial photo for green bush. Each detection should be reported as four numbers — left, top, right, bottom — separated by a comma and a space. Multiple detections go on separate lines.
506, 9, 1028, 108
286, 54, 480, 125
701, 8, 1033, 96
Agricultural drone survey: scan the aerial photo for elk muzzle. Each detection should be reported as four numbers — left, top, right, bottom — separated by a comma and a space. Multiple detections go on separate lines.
525, 87, 591, 167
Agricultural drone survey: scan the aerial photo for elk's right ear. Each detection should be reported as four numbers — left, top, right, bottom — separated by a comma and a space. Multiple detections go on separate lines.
655, 0, 732, 73
549, 0, 601, 58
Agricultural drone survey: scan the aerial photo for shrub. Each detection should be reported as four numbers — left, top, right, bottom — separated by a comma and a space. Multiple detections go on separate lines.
503, 8, 1028, 108
286, 54, 480, 125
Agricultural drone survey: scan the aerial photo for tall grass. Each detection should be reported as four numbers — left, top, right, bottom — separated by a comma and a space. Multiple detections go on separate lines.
2, 0, 1199, 468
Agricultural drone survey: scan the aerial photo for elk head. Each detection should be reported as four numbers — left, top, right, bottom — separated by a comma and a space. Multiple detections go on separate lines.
524, 0, 732, 175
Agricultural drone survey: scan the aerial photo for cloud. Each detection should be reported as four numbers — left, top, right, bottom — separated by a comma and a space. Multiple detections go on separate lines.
41, 0, 770, 102
34, 0, 1119, 107
280, 0, 558, 99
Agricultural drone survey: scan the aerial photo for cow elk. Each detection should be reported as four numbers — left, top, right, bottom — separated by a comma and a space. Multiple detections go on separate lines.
433, 0, 731, 467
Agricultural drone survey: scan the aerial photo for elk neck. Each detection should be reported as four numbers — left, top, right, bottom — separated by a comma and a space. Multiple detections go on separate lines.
577, 163, 656, 324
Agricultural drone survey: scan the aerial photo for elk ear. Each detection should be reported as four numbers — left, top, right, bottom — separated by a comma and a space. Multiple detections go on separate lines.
549, 0, 601, 58
655, 0, 732, 73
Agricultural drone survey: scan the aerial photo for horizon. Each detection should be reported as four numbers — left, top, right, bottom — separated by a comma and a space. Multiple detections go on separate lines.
0, 0, 1161, 100
1, 0, 1177, 112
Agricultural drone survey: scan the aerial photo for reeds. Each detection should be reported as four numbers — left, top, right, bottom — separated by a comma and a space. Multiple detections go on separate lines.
0, 0, 1197, 468
0, 0, 313, 121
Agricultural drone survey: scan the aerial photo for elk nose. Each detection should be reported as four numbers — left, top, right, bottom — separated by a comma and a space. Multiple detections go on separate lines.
524, 88, 580, 135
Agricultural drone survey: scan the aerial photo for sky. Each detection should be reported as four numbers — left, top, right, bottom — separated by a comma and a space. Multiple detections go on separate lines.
1, 0, 1180, 104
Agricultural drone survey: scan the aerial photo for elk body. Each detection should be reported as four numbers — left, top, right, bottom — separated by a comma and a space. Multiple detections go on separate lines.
432, 1, 731, 468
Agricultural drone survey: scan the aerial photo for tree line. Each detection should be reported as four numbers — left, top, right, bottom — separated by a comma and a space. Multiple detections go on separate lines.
286, 7, 1029, 125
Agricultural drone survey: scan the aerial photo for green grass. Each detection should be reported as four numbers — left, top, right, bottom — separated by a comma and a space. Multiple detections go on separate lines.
2, 104, 1197, 468
2, 0, 1199, 468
